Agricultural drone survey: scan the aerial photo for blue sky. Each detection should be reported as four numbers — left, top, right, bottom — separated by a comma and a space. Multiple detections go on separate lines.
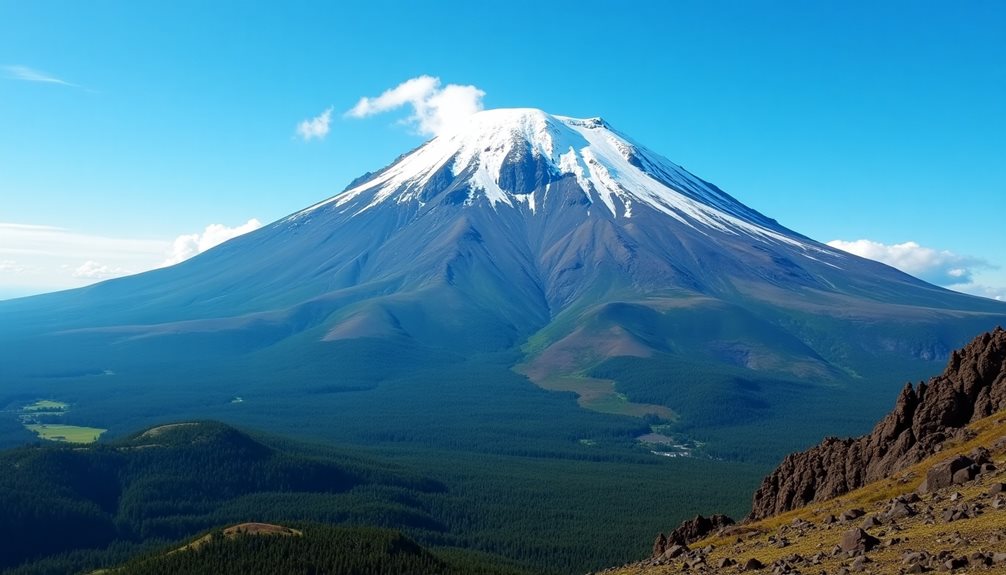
1, 0, 1003, 300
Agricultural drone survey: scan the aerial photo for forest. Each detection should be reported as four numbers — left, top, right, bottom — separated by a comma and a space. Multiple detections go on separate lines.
0, 337, 918, 574
0, 420, 760, 575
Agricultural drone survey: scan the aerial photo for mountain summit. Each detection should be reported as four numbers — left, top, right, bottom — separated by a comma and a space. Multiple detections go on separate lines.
295, 108, 788, 239
2, 107, 1004, 443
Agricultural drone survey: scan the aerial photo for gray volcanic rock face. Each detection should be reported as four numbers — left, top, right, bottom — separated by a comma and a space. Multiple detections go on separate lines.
1, 108, 1004, 432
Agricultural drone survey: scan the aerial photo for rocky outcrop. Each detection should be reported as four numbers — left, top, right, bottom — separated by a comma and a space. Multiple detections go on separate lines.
750, 327, 1006, 519
652, 514, 735, 557
669, 514, 735, 546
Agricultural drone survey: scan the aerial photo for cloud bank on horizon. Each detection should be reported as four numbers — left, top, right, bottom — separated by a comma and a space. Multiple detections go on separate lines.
0, 220, 261, 299
828, 238, 1003, 301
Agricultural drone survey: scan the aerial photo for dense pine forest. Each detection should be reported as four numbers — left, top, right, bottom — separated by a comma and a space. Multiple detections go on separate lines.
0, 341, 918, 574
107, 524, 528, 575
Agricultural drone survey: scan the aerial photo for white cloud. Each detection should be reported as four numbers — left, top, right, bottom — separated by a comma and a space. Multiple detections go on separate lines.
0, 223, 169, 296
162, 219, 262, 266
0, 259, 26, 274
2, 65, 87, 90
827, 239, 990, 286
346, 75, 485, 136
296, 106, 333, 141
73, 260, 131, 279
950, 284, 1006, 302
965, 285, 1006, 301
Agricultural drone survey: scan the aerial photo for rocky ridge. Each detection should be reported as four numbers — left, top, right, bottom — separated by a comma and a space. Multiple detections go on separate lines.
597, 402, 1006, 575
749, 327, 1006, 519
598, 328, 1006, 575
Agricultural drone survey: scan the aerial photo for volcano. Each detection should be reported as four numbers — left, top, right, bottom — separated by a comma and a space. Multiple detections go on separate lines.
2, 108, 1004, 439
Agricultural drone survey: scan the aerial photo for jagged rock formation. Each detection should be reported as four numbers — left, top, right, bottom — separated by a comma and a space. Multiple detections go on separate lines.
750, 327, 1006, 519
653, 514, 736, 558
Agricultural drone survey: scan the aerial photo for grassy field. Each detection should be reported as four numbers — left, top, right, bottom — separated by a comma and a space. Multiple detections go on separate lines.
23, 400, 69, 411
517, 371, 677, 420
25, 423, 106, 443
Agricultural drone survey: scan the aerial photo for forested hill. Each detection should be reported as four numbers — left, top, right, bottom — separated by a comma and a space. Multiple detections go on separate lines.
0, 421, 455, 575
108, 523, 526, 575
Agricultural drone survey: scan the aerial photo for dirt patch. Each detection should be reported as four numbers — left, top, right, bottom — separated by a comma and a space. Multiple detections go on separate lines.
223, 523, 303, 537
139, 422, 200, 438
176, 523, 303, 554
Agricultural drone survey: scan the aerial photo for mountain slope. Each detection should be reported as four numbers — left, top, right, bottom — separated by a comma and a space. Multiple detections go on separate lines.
1, 108, 1005, 485
2, 109, 1001, 385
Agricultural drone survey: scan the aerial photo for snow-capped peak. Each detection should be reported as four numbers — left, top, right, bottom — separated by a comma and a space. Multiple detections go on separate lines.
294, 108, 807, 248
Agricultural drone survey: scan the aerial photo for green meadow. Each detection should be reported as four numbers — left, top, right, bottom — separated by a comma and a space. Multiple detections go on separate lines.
24, 423, 106, 443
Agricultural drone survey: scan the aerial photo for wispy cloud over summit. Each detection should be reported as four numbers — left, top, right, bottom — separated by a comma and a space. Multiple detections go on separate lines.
346, 75, 485, 137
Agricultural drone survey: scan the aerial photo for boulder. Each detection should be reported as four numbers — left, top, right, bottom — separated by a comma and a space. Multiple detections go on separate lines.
663, 544, 688, 559
860, 515, 882, 529
921, 455, 974, 492
743, 557, 764, 570
952, 464, 977, 485
944, 557, 968, 570
840, 508, 865, 521
886, 501, 916, 519
840, 528, 880, 553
